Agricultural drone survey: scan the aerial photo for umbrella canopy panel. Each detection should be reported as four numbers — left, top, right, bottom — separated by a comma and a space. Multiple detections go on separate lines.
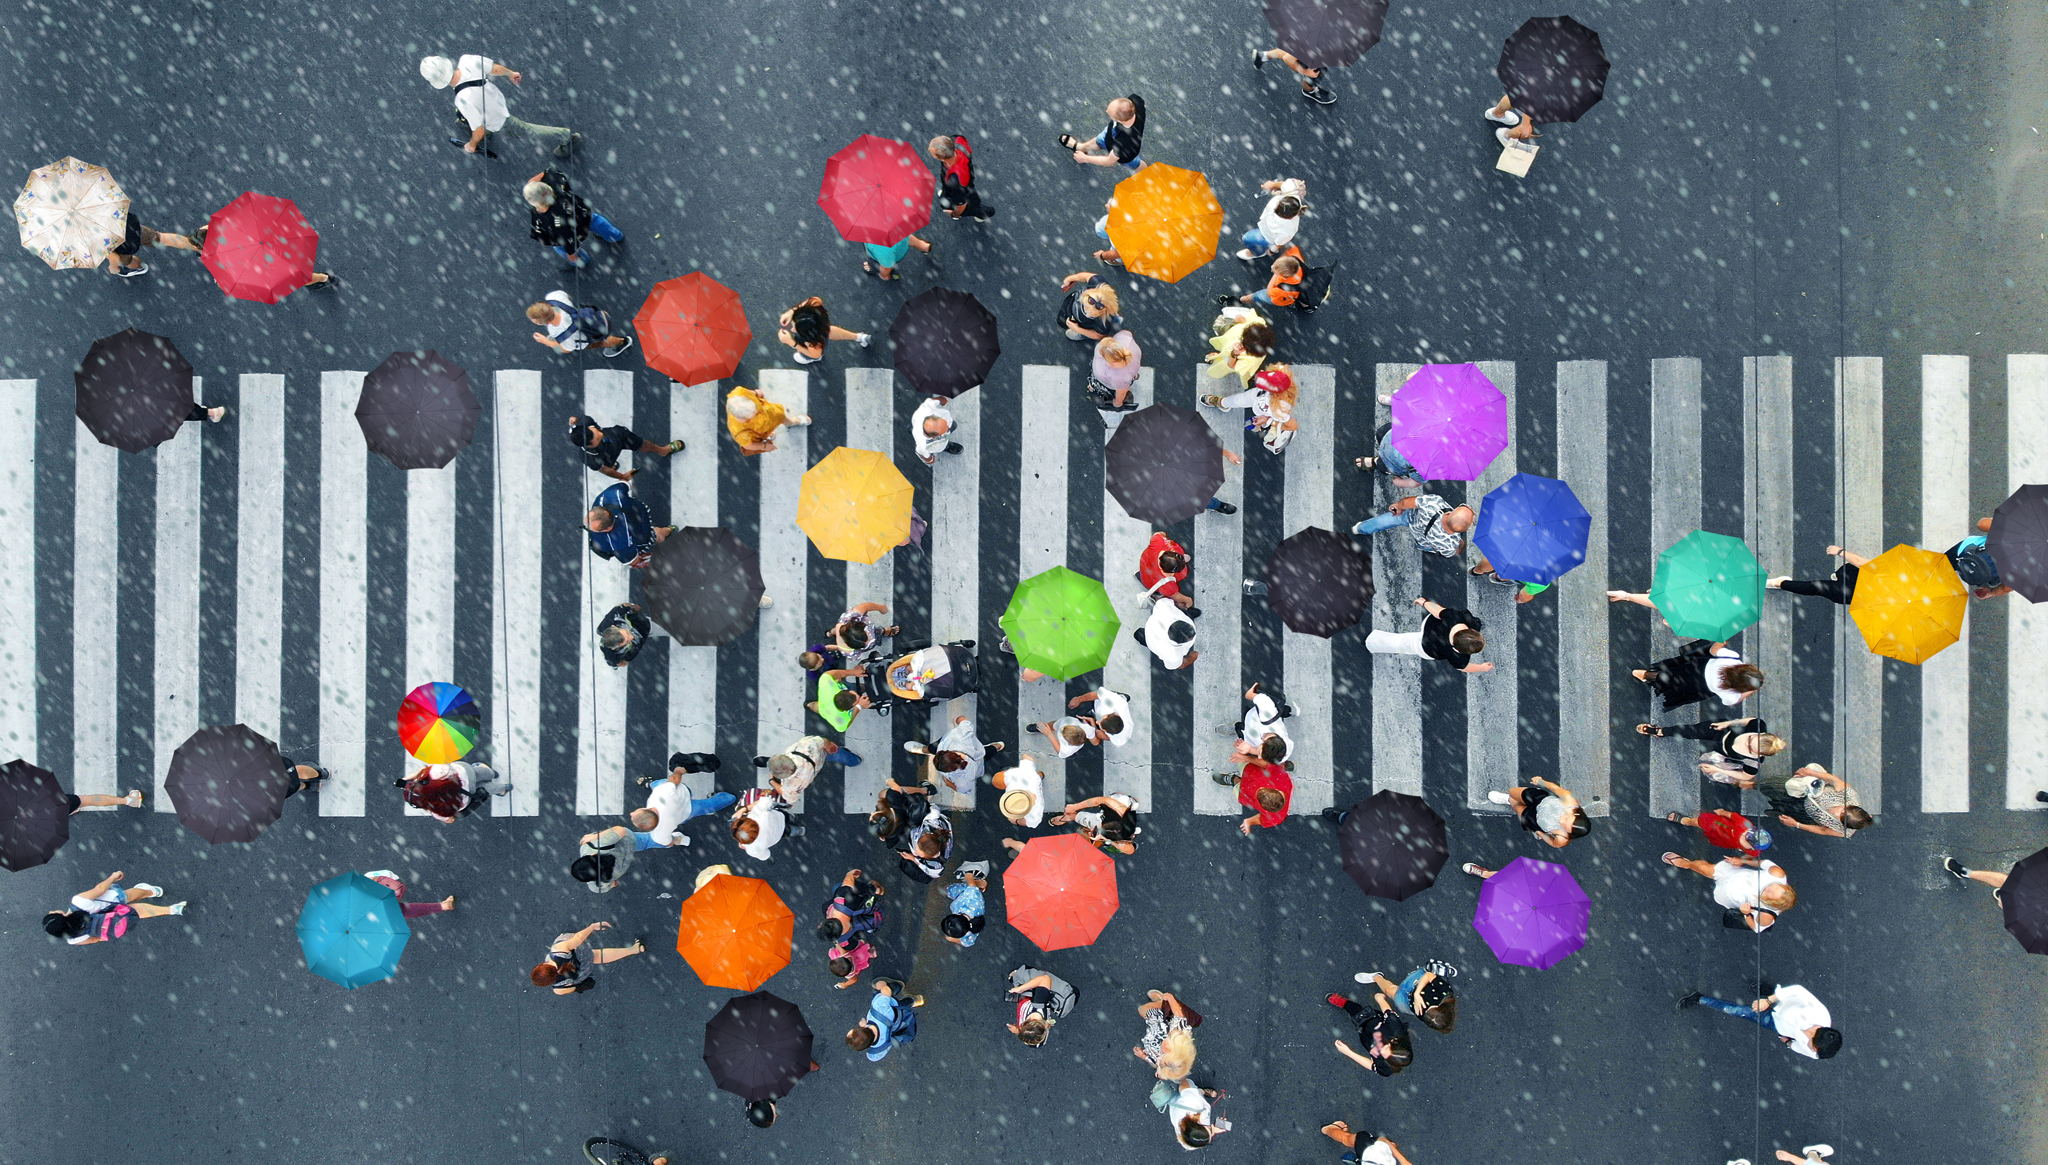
641, 527, 767, 645
817, 135, 932, 245
889, 287, 1000, 398
356, 349, 481, 470
200, 191, 319, 303
633, 273, 751, 385
1103, 164, 1225, 284
0, 759, 73, 871
1847, 544, 1968, 665
797, 447, 914, 563
297, 872, 411, 989
1262, 0, 1389, 70
1104, 404, 1227, 525
15, 156, 129, 270
998, 566, 1120, 681
676, 873, 795, 991
164, 723, 292, 845
1389, 364, 1508, 481
74, 328, 194, 453
1264, 526, 1372, 637
1472, 473, 1591, 585
1337, 790, 1449, 902
1004, 833, 1120, 950
704, 990, 816, 1101
1989, 484, 2048, 603
1497, 15, 1611, 124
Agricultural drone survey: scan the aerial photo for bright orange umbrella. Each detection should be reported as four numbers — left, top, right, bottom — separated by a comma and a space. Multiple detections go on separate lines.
797, 446, 912, 563
1103, 164, 1224, 283
1005, 833, 1120, 950
1848, 544, 1968, 665
675, 873, 793, 990
633, 273, 750, 385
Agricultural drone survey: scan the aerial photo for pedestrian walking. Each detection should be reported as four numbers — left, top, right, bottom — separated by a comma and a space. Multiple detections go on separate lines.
1319, 1122, 1416, 1165
1055, 271, 1124, 341
868, 775, 940, 844
630, 759, 736, 846
1202, 366, 1299, 455
523, 169, 622, 268
1029, 714, 1106, 759
1664, 808, 1773, 857
895, 806, 954, 882
1677, 981, 1841, 1060
904, 714, 1002, 793
929, 133, 995, 221
863, 233, 934, 280
1941, 856, 2014, 903
186, 225, 337, 292
1636, 717, 1784, 783
1350, 421, 1422, 486
1137, 531, 1199, 613
1215, 755, 1292, 835
817, 868, 886, 943
1351, 496, 1475, 562
1235, 177, 1309, 258
754, 734, 861, 804
1946, 527, 2013, 599
528, 290, 634, 357
1136, 593, 1202, 671
1364, 596, 1493, 674
725, 384, 812, 455
942, 860, 990, 947
846, 978, 924, 1061
1661, 852, 1795, 933
571, 823, 643, 892
910, 395, 964, 465
103, 209, 199, 278
1005, 964, 1078, 1046
1746, 764, 1874, 839
827, 932, 875, 989
396, 760, 512, 822
1485, 95, 1540, 154
1204, 306, 1276, 387
56, 786, 146, 813
1751, 1148, 1839, 1165
1767, 545, 1871, 605
530, 921, 643, 996
1483, 776, 1590, 849
1225, 681, 1294, 763
827, 601, 898, 665
730, 786, 801, 862
41, 870, 186, 945
743, 1062, 822, 1129
1325, 987, 1413, 1076
990, 754, 1047, 827
1049, 793, 1142, 855
776, 296, 871, 365
1069, 687, 1135, 748
363, 871, 457, 920
584, 481, 674, 568
1158, 1075, 1233, 1149
1630, 639, 1764, 712
1219, 248, 1305, 310
1059, 94, 1147, 170
566, 413, 683, 483
1088, 330, 1144, 415
1253, 48, 1337, 105
1133, 989, 1201, 1078
596, 602, 650, 667
419, 53, 576, 156
1352, 961, 1459, 1034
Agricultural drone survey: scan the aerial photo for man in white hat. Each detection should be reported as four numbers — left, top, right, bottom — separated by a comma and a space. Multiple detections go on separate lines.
419, 53, 576, 156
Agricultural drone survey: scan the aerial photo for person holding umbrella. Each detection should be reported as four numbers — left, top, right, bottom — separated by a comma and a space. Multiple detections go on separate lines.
1365, 596, 1492, 675
42, 870, 186, 945
531, 921, 644, 995
566, 414, 683, 483
363, 871, 458, 920
104, 209, 200, 278
862, 232, 934, 281
846, 978, 924, 1061
1253, 46, 1338, 105
523, 169, 621, 268
1484, 95, 1540, 152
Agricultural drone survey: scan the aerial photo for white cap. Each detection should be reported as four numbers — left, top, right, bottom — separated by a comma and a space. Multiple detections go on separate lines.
419, 55, 454, 88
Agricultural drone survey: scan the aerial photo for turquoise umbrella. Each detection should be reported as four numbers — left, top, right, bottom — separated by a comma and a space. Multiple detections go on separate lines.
297, 872, 411, 988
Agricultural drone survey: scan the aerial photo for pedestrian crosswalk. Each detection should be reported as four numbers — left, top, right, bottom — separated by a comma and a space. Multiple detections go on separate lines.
7, 355, 2048, 829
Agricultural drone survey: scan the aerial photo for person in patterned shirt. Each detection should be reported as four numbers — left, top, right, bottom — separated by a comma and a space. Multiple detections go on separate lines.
1349, 493, 1473, 559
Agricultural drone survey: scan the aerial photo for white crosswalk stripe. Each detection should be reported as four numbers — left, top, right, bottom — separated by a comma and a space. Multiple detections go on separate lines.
1464, 361, 1518, 817
152, 381, 202, 810
0, 381, 37, 766
317, 370, 368, 816
489, 371, 544, 817
753, 369, 810, 808
72, 411, 120, 799
1832, 358, 1884, 812
1017, 364, 1071, 814
574, 371, 632, 818
1921, 356, 1971, 813
1556, 360, 1612, 817
1190, 368, 1245, 817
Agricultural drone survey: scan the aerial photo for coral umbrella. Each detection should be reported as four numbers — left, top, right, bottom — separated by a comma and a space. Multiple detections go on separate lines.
1848, 544, 1969, 665
817, 134, 931, 245
1104, 164, 1225, 283
633, 273, 751, 385
797, 447, 914, 563
1388, 363, 1508, 481
676, 873, 794, 990
200, 191, 318, 303
1005, 834, 1120, 950
14, 157, 128, 269
1648, 530, 1766, 642
1473, 857, 1590, 969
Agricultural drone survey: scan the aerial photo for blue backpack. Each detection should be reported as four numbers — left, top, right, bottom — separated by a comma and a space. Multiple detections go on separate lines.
1949, 537, 2000, 587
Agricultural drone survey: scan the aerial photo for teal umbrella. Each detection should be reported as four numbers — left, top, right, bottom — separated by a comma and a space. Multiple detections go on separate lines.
1648, 531, 1765, 641
297, 872, 411, 988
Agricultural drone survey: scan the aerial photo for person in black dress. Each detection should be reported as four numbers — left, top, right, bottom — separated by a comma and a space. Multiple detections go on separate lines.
1766, 545, 1870, 605
1629, 639, 1763, 712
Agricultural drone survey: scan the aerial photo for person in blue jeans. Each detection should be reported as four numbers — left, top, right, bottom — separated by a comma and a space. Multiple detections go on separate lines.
524, 168, 622, 268
1351, 422, 1421, 486
629, 757, 734, 849
1350, 494, 1473, 560
585, 481, 673, 567
1060, 94, 1146, 171
845, 978, 923, 1061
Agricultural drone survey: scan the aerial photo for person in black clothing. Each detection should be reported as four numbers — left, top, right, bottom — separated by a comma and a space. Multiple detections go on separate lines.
1767, 545, 1870, 605
1253, 48, 1337, 106
565, 413, 683, 483
1060, 94, 1146, 171
928, 134, 994, 221
1363, 597, 1493, 674
523, 169, 623, 268
596, 602, 651, 668
1325, 988, 1412, 1076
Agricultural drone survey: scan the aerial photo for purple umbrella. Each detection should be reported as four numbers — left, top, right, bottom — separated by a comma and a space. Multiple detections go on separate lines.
1472, 856, 1589, 969
1388, 363, 1508, 481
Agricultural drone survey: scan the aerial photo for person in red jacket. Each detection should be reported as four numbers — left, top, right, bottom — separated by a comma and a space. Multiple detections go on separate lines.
1136, 531, 1200, 613
1215, 760, 1291, 835
929, 134, 994, 221
1667, 808, 1770, 857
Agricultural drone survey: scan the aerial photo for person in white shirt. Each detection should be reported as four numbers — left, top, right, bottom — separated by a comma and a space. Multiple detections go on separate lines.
910, 396, 964, 465
1661, 852, 1796, 933
1229, 682, 1292, 762
1136, 596, 1199, 670
991, 755, 1046, 828
526, 290, 633, 357
41, 871, 185, 945
1069, 688, 1135, 747
418, 54, 575, 156
905, 715, 1002, 792
1235, 177, 1307, 259
1031, 714, 1104, 759
1317, 1121, 1414, 1165
1680, 982, 1841, 1060
730, 792, 798, 861
1161, 1077, 1231, 1150
1485, 95, 1540, 153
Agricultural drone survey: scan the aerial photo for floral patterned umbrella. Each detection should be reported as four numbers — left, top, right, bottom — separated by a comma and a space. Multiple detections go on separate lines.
14, 157, 129, 270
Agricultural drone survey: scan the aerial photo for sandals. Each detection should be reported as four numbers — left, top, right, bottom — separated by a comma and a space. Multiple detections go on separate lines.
1664, 812, 1684, 823
1659, 851, 1686, 867
1057, 133, 1081, 151
1353, 456, 1376, 471
124, 790, 145, 807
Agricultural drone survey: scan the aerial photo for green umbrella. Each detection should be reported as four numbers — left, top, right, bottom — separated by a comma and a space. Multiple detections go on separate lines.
1000, 566, 1119, 680
1648, 531, 1766, 641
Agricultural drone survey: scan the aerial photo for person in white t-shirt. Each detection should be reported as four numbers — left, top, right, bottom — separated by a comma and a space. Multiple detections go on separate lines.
1662, 851, 1796, 933
1484, 95, 1539, 153
1136, 596, 1199, 670
1069, 688, 1135, 747
990, 755, 1046, 828
905, 715, 1002, 792
1229, 682, 1293, 763
1680, 982, 1841, 1060
730, 791, 799, 861
1317, 1120, 1413, 1165
1234, 177, 1307, 260
1162, 1077, 1231, 1150
1031, 714, 1104, 759
418, 54, 575, 156
41, 871, 186, 946
910, 396, 964, 465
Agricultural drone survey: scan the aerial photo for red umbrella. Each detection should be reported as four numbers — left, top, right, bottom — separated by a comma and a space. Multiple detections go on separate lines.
200, 192, 317, 303
1004, 834, 1119, 950
816, 135, 931, 245
632, 273, 751, 384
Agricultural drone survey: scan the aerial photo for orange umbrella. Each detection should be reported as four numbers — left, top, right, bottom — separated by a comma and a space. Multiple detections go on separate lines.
1005, 834, 1120, 950
633, 273, 751, 385
1103, 164, 1224, 283
675, 873, 793, 990
1848, 544, 1969, 665
797, 446, 912, 563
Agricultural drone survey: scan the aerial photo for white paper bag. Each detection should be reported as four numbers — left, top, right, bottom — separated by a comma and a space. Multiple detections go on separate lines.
1495, 143, 1538, 177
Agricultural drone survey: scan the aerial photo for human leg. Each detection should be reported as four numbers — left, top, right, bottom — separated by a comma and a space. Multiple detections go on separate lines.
1362, 629, 1427, 657
1240, 226, 1271, 256
1349, 511, 1410, 537
1662, 721, 1720, 741
1374, 430, 1418, 479
1696, 995, 1775, 1030
1661, 853, 1716, 877
469, 763, 512, 797
688, 792, 738, 819
587, 211, 624, 244
1217, 388, 1263, 410
503, 115, 574, 153
401, 900, 450, 919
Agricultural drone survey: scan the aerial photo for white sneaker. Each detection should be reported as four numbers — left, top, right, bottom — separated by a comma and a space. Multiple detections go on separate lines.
1725, 1159, 1753, 1165
130, 883, 165, 898
786, 414, 812, 426
1353, 971, 1381, 985
792, 350, 819, 365
669, 833, 691, 847
1376, 393, 1394, 406
1486, 790, 1511, 805
1235, 248, 1258, 261
855, 332, 872, 347
166, 901, 188, 915
757, 594, 775, 609
1801, 1148, 1834, 1161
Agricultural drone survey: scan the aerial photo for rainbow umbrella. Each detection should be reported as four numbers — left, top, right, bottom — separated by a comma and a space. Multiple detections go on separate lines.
396, 682, 480, 763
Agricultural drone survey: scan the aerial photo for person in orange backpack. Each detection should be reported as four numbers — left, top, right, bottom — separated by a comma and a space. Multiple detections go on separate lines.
1220, 245, 1305, 310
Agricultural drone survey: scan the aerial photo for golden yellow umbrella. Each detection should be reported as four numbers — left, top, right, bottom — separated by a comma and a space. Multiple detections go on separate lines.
1103, 164, 1224, 283
797, 446, 912, 563
1848, 544, 1969, 665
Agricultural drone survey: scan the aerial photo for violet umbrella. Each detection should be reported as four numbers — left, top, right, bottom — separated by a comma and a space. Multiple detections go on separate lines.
1473, 856, 1590, 969
1388, 364, 1508, 481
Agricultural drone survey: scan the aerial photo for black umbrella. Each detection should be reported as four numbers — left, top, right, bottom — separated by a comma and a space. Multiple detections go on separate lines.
641, 526, 767, 645
1105, 404, 1226, 525
1264, 526, 1372, 637
704, 991, 815, 1101
163, 724, 292, 844
1263, 0, 1388, 70
356, 349, 481, 470
1497, 16, 1610, 124
73, 328, 194, 453
1990, 484, 2048, 602
1338, 790, 1449, 902
2001, 846, 2048, 955
0, 759, 73, 871
890, 288, 1000, 398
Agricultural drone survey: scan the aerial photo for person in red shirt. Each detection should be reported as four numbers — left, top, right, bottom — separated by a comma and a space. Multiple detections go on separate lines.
928, 134, 994, 222
1216, 760, 1292, 835
1137, 531, 1200, 613
1668, 807, 1770, 857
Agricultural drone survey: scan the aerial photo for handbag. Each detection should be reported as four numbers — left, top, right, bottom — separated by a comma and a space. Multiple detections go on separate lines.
1495, 143, 1538, 177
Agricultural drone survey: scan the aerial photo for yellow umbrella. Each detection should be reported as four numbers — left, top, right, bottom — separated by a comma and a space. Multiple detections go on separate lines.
14, 158, 129, 270
1848, 544, 1968, 665
1103, 164, 1224, 283
797, 446, 912, 563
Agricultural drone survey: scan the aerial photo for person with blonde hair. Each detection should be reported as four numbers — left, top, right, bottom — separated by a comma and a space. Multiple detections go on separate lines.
1661, 852, 1796, 933
1636, 716, 1784, 782
724, 385, 811, 456
1089, 330, 1143, 412
1133, 989, 1202, 1079
1056, 271, 1123, 341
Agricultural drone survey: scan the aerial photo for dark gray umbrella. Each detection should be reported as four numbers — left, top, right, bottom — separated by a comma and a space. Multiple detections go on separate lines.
890, 288, 999, 398
1990, 484, 2048, 602
1338, 790, 1449, 902
641, 526, 767, 645
355, 349, 481, 470
1497, 16, 1610, 124
1265, 526, 1373, 637
1263, 0, 1388, 70
703, 991, 814, 1101
1105, 404, 1225, 525
73, 328, 194, 453
0, 759, 72, 871
164, 724, 292, 844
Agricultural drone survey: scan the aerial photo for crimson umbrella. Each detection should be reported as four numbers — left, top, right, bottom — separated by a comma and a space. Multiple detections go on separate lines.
633, 273, 751, 385
817, 135, 931, 245
200, 191, 318, 303
73, 328, 194, 452
890, 288, 999, 398
1005, 834, 1120, 950
0, 760, 73, 871
356, 350, 479, 470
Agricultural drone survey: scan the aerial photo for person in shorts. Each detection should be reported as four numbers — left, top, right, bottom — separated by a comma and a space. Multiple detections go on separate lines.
104, 210, 198, 278
42, 870, 186, 945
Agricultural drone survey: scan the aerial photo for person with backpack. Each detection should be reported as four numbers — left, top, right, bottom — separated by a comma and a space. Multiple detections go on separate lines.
584, 481, 674, 568
523, 169, 622, 268
1005, 964, 1077, 1046
846, 978, 924, 1061
530, 921, 645, 996
566, 413, 683, 483
42, 870, 186, 945
818, 868, 886, 943
1135, 592, 1201, 672
1319, 1121, 1419, 1165
1059, 94, 1147, 171
942, 861, 990, 947
527, 290, 634, 357
1947, 527, 2013, 598
1221, 247, 1305, 310
929, 134, 994, 221
419, 53, 576, 156
396, 761, 512, 822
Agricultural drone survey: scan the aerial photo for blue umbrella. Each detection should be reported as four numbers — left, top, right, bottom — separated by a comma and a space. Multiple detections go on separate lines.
1472, 473, 1592, 585
297, 872, 411, 988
